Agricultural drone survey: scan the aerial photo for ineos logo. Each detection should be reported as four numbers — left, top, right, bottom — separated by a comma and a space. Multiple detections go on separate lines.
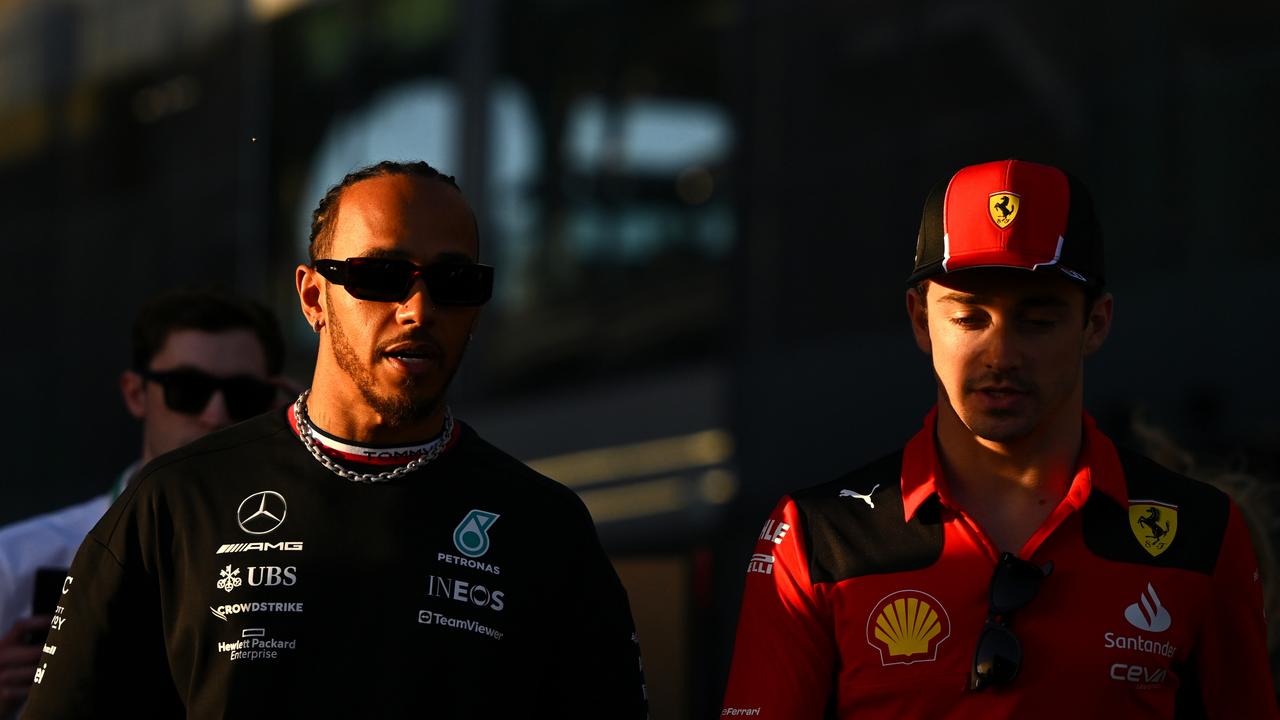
237, 491, 288, 535
426, 575, 505, 612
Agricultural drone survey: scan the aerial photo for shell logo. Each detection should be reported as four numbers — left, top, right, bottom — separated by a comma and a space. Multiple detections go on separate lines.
865, 589, 951, 666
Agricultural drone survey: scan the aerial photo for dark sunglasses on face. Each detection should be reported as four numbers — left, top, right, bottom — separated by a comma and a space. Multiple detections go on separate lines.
138, 368, 277, 422
970, 552, 1053, 691
313, 257, 494, 305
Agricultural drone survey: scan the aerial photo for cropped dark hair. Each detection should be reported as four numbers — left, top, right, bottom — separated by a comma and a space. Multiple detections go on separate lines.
132, 290, 285, 375
307, 160, 464, 263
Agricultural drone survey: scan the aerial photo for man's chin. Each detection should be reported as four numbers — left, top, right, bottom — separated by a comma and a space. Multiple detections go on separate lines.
364, 386, 444, 426
961, 411, 1039, 445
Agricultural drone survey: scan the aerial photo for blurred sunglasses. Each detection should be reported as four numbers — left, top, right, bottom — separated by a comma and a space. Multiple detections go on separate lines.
314, 258, 493, 305
139, 368, 277, 422
970, 553, 1053, 691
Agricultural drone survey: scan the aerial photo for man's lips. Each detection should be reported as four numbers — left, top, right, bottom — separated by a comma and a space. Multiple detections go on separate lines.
968, 383, 1033, 412
380, 337, 444, 359
380, 338, 444, 375
972, 385, 1029, 395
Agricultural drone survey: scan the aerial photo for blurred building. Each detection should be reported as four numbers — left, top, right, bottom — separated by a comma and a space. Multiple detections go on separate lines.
1, 1, 1279, 716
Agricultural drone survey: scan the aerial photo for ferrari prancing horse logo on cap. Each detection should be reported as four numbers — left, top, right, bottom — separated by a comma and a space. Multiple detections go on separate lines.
988, 192, 1020, 229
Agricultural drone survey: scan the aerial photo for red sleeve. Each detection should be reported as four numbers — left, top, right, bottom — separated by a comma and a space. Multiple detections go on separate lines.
1197, 501, 1279, 718
721, 497, 836, 719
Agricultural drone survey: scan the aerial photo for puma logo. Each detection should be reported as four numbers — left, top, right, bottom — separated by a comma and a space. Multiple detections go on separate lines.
839, 484, 880, 508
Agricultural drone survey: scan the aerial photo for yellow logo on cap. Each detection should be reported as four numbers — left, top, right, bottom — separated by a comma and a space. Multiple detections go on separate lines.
866, 590, 951, 665
989, 192, 1020, 228
1129, 501, 1178, 557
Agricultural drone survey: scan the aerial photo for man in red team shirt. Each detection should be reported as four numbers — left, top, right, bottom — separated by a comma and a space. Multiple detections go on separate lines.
721, 159, 1277, 718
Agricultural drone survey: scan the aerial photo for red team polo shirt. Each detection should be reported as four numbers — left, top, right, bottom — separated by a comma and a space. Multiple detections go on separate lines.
722, 409, 1277, 718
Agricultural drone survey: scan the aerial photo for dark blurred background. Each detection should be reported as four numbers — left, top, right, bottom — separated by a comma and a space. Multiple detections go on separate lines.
2, 0, 1278, 716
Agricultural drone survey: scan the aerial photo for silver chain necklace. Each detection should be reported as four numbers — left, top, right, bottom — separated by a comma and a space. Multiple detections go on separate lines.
292, 390, 454, 484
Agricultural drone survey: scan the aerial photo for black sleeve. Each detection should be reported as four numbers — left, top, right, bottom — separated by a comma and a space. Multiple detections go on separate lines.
21, 489, 183, 719
538, 500, 649, 718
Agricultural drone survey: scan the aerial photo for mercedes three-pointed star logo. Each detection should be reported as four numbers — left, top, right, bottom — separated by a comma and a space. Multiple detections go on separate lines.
236, 490, 288, 535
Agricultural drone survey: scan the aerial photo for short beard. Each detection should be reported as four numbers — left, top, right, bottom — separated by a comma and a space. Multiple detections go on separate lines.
326, 287, 457, 428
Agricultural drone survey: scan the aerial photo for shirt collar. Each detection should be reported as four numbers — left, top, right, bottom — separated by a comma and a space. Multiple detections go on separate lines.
901, 406, 1128, 522
285, 403, 461, 466
112, 461, 142, 501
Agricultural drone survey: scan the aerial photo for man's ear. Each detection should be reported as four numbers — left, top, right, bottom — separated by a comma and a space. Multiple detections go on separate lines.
1083, 291, 1113, 356
296, 264, 325, 331
121, 370, 147, 420
906, 284, 932, 354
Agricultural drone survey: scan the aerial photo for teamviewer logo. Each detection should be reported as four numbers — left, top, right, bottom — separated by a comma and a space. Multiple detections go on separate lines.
417, 610, 433, 625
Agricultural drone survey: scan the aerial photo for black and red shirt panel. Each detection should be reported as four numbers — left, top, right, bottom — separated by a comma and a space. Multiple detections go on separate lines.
721, 409, 1275, 719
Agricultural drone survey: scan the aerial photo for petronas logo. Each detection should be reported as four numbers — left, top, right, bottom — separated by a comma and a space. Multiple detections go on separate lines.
453, 509, 500, 558
865, 590, 951, 666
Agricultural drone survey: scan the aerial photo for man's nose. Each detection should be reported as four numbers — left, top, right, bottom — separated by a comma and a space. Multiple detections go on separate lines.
981, 321, 1023, 371
199, 389, 234, 429
395, 277, 437, 325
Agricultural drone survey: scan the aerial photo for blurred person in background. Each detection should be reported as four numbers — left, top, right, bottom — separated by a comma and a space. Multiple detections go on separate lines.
0, 290, 284, 719
721, 159, 1276, 717
21, 161, 648, 718
1129, 414, 1280, 703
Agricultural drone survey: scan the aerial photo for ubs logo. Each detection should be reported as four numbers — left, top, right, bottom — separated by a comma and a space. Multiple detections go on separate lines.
216, 565, 298, 592
237, 491, 288, 535
248, 566, 298, 587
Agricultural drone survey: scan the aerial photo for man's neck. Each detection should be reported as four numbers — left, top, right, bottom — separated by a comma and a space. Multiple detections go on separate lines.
305, 377, 446, 446
933, 393, 1084, 552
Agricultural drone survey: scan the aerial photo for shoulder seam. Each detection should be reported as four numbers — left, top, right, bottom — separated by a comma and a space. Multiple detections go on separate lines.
88, 533, 124, 568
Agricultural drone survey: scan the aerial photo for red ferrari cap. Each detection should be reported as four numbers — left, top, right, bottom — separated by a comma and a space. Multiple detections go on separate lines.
908, 159, 1104, 288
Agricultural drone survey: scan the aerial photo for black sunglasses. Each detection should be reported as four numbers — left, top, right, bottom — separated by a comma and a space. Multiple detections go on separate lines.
139, 368, 277, 422
970, 553, 1053, 691
314, 257, 493, 305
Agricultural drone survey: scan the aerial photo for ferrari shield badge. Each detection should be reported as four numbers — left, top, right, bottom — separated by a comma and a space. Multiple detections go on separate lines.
1129, 500, 1178, 557
988, 192, 1020, 228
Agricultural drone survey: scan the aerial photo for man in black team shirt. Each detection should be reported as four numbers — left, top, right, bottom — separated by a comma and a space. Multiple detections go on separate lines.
22, 162, 649, 719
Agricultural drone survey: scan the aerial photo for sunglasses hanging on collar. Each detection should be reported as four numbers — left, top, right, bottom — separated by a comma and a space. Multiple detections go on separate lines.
970, 552, 1054, 691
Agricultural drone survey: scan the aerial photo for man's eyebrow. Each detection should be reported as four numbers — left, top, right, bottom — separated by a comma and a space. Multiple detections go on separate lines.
935, 292, 983, 305
933, 292, 1071, 308
356, 248, 477, 263
359, 248, 415, 261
